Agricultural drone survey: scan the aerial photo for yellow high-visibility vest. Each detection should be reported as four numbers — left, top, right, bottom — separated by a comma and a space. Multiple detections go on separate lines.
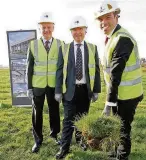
103, 27, 143, 100
30, 39, 64, 88
62, 42, 96, 93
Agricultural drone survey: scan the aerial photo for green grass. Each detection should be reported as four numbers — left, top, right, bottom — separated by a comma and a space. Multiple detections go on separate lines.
0, 68, 146, 160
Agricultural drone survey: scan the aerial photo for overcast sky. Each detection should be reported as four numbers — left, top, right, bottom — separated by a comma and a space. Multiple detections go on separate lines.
0, 0, 146, 65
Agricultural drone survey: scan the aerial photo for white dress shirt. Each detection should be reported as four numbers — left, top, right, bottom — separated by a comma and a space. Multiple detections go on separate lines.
42, 37, 52, 48
74, 40, 86, 84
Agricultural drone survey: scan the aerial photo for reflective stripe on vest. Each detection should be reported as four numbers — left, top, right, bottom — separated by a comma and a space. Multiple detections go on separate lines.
35, 60, 57, 66
105, 60, 140, 73
106, 77, 142, 86
34, 40, 38, 61
90, 76, 95, 80
33, 71, 56, 76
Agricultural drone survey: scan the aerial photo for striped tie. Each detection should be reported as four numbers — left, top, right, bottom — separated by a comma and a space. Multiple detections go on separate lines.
45, 40, 50, 52
76, 44, 83, 81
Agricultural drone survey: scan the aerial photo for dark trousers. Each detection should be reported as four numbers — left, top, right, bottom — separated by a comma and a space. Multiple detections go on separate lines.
32, 86, 60, 144
112, 107, 118, 115
61, 84, 90, 150
116, 99, 139, 160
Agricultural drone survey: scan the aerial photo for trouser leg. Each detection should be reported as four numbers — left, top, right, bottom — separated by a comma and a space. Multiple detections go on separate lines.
32, 94, 45, 144
46, 86, 60, 137
61, 98, 76, 150
112, 106, 118, 115
117, 99, 139, 160
74, 85, 90, 142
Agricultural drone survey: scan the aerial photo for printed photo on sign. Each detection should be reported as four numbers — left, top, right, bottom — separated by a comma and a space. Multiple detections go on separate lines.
9, 32, 35, 59
13, 83, 27, 97
12, 70, 26, 84
11, 59, 26, 71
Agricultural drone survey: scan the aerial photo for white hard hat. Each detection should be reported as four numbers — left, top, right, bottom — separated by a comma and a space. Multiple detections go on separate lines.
95, 1, 120, 19
38, 12, 54, 24
70, 16, 88, 30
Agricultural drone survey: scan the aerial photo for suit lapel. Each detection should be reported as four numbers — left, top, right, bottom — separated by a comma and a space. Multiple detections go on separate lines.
69, 42, 75, 65
112, 24, 121, 35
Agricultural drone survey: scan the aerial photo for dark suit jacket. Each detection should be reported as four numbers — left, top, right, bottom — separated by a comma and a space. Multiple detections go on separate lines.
55, 41, 101, 101
26, 38, 54, 96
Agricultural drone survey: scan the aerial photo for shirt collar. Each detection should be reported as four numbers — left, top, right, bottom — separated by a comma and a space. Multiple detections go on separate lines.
42, 37, 52, 44
74, 40, 84, 46
107, 24, 118, 38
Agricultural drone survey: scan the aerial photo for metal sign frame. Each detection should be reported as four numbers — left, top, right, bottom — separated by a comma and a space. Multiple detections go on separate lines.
6, 30, 37, 106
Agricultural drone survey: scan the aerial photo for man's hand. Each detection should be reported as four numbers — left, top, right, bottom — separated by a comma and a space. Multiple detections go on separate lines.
92, 93, 98, 102
55, 94, 62, 103
102, 105, 111, 116
27, 89, 33, 99
102, 101, 117, 116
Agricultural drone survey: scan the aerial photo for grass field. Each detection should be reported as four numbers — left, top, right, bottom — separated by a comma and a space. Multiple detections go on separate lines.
0, 68, 146, 160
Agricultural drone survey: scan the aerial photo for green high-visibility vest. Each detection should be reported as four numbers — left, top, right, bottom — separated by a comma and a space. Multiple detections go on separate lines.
30, 38, 64, 88
103, 27, 143, 100
62, 42, 96, 93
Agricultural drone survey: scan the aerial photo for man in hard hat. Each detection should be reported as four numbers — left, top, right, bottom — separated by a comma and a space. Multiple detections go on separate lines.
55, 16, 101, 159
26, 12, 64, 153
95, 1, 143, 160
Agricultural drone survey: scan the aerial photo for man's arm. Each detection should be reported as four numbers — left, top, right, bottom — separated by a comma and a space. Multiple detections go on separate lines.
107, 37, 134, 103
55, 46, 64, 94
93, 46, 101, 93
26, 44, 34, 89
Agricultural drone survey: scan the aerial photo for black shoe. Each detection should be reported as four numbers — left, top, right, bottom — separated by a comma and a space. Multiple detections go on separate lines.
116, 145, 128, 160
55, 149, 69, 159
32, 143, 41, 153
80, 142, 87, 151
77, 140, 87, 151
50, 135, 61, 145
55, 138, 62, 145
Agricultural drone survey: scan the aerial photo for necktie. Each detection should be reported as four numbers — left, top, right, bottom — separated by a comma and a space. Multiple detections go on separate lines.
45, 40, 50, 52
76, 44, 83, 81
105, 36, 109, 45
